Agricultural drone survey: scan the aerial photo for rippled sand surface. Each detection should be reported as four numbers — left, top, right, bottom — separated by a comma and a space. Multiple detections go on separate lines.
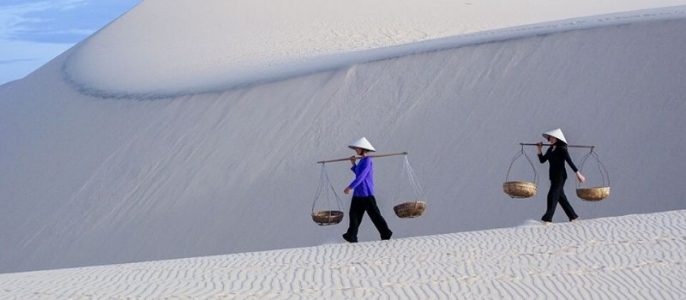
1, 210, 684, 299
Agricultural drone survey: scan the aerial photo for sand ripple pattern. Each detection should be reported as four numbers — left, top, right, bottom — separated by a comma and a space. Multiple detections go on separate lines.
1, 210, 685, 299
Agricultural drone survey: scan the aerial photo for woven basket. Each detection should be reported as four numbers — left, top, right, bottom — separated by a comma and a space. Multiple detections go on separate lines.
576, 187, 610, 201
394, 201, 427, 218
503, 181, 537, 198
311, 210, 344, 225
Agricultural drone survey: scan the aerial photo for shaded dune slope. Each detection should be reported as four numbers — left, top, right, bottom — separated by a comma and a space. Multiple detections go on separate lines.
0, 19, 685, 272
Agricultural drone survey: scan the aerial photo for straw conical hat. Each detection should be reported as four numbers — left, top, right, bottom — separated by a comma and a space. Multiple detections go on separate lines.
542, 128, 568, 144
349, 137, 376, 152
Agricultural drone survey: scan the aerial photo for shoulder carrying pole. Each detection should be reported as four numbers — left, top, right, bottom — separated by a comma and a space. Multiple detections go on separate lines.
520, 143, 594, 149
317, 152, 408, 164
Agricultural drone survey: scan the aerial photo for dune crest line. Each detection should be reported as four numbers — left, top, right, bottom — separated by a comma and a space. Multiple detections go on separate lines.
63, 5, 686, 99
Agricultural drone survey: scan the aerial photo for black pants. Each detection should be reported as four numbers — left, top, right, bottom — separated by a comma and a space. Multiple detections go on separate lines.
343, 196, 392, 242
542, 179, 578, 222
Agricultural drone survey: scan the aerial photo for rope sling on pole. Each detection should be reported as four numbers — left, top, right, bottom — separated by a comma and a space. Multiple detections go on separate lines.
576, 148, 611, 201
314, 151, 427, 219
393, 155, 427, 218
509, 142, 611, 201
503, 144, 538, 198
311, 163, 344, 225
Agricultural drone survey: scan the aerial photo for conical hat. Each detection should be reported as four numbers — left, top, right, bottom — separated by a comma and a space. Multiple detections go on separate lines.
542, 128, 568, 144
349, 137, 376, 152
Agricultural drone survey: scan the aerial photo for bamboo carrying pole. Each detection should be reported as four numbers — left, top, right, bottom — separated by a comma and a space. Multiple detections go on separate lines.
317, 152, 408, 164
520, 143, 595, 149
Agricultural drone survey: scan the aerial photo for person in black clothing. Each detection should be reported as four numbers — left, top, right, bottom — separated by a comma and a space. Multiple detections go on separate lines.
537, 128, 586, 223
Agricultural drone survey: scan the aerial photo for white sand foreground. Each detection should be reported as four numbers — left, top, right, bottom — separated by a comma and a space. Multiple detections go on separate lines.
1, 210, 684, 299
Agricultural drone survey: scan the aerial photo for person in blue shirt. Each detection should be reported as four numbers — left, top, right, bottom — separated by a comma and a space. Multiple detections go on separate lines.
342, 137, 393, 243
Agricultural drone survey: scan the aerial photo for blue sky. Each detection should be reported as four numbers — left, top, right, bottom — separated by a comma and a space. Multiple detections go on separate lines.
0, 0, 139, 85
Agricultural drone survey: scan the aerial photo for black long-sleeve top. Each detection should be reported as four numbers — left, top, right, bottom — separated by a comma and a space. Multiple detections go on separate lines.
538, 146, 578, 181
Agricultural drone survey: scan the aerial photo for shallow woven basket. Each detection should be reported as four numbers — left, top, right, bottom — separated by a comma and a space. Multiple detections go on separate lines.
394, 201, 427, 218
311, 210, 344, 225
503, 181, 537, 198
576, 187, 610, 201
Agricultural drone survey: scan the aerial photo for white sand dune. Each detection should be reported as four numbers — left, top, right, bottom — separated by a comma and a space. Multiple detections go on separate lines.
66, 1, 686, 97
1, 210, 684, 299
1, 4, 686, 273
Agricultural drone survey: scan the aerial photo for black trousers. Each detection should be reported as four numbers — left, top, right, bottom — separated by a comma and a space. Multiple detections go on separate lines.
344, 196, 392, 242
542, 179, 578, 222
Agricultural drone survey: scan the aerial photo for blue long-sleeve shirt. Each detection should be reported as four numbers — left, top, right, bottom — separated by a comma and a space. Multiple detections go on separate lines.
348, 157, 374, 197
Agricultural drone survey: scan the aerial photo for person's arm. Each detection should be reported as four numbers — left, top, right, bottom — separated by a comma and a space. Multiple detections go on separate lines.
563, 148, 586, 183
537, 143, 549, 163
347, 158, 371, 190
562, 148, 578, 172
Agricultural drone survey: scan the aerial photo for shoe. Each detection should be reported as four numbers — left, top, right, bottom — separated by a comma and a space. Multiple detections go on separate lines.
381, 231, 393, 240
342, 233, 356, 243
570, 217, 579, 223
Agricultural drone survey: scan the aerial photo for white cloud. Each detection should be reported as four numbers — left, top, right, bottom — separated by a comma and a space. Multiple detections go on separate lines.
57, 0, 88, 11
0, 1, 86, 84
0, 0, 88, 39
